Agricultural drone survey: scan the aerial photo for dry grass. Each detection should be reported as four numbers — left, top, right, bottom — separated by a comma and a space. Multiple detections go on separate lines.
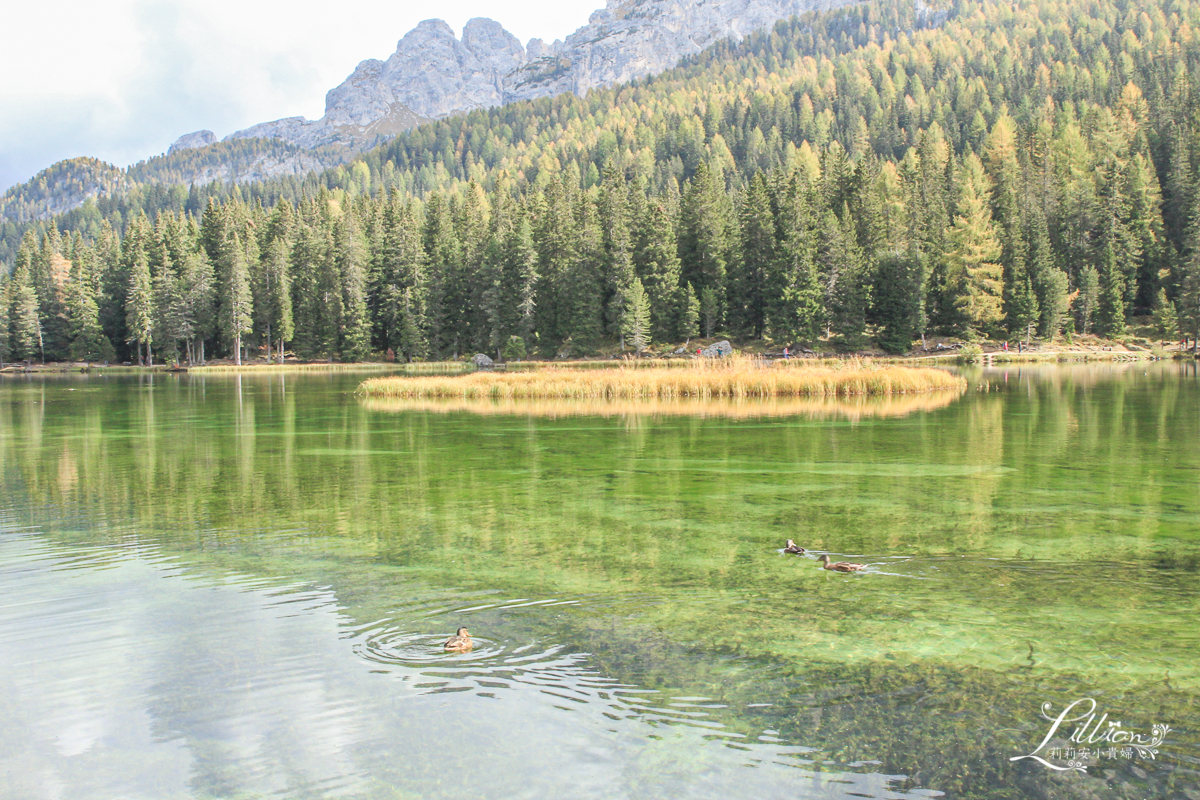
358, 355, 966, 400
358, 391, 961, 420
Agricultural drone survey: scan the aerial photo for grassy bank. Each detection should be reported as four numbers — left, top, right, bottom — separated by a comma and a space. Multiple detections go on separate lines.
358, 356, 965, 400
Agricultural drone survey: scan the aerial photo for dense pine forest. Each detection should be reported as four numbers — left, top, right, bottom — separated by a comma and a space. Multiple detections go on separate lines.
4, 0, 1200, 365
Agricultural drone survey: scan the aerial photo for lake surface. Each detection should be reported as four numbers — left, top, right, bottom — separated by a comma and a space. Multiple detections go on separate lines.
1, 362, 1198, 800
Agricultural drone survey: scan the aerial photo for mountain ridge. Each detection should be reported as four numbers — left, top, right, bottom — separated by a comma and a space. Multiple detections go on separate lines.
1, 0, 856, 229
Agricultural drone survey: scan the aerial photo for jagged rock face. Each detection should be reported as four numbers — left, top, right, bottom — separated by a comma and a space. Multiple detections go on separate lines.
167, 130, 217, 155
228, 0, 855, 150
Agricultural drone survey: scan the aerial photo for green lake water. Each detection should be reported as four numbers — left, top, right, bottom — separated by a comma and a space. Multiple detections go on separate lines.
1, 362, 1198, 799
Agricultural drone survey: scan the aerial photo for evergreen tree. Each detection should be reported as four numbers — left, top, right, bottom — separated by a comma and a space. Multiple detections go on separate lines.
873, 250, 922, 354
1075, 265, 1100, 336
634, 198, 684, 341
623, 277, 652, 353
10, 261, 42, 362
598, 166, 636, 340
678, 161, 730, 327
335, 215, 371, 361
125, 248, 153, 366
820, 206, 869, 347
0, 278, 10, 365
730, 174, 774, 337
946, 155, 1004, 336
1152, 288, 1179, 346
769, 174, 822, 343
218, 231, 253, 364
262, 237, 294, 363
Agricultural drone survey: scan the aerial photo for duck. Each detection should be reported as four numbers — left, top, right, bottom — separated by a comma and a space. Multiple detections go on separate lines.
443, 626, 473, 652
817, 554, 866, 573
783, 539, 806, 554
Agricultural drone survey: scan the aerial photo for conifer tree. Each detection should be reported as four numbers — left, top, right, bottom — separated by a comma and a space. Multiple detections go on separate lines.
623, 277, 652, 353
678, 161, 730, 327
873, 250, 922, 354
65, 246, 114, 362
181, 249, 215, 364
10, 261, 42, 362
125, 248, 153, 366
731, 175, 774, 338
598, 166, 636, 340
947, 155, 1004, 336
262, 237, 294, 363
769, 174, 822, 343
1152, 288, 1179, 346
218, 231, 253, 364
0, 278, 10, 365
634, 199, 684, 342
1075, 266, 1100, 336
336, 215, 371, 361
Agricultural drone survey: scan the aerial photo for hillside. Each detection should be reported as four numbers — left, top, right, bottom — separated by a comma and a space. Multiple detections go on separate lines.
0, 0, 858, 246
2, 0, 1199, 370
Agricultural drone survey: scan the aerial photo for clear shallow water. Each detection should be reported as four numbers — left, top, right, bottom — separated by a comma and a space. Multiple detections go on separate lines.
0, 363, 1198, 799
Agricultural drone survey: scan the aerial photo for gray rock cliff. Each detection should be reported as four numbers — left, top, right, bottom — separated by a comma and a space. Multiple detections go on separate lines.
168, 130, 218, 154
225, 0, 856, 151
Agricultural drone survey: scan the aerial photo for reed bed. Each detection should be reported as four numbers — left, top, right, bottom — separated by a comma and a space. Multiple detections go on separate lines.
358, 391, 961, 421
358, 356, 965, 400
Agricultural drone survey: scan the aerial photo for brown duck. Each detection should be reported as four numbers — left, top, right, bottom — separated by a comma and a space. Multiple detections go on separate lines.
443, 627, 473, 652
783, 539, 806, 554
818, 555, 866, 573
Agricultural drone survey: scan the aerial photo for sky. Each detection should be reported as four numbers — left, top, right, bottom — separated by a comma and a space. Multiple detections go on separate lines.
0, 0, 603, 192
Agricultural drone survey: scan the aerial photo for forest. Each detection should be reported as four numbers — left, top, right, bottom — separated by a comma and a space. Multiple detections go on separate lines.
3, 0, 1200, 365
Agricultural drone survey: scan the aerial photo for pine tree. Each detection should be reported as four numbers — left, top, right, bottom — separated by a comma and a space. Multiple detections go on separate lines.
0, 278, 10, 365
769, 174, 822, 344
678, 161, 729, 327
730, 174, 774, 338
65, 246, 114, 362
947, 155, 1004, 336
335, 215, 371, 361
380, 199, 429, 361
10, 261, 42, 362
1075, 265, 1100, 336
218, 231, 253, 364
598, 166, 636, 340
634, 198, 684, 341
874, 250, 922, 354
623, 277, 652, 353
821, 206, 869, 347
125, 249, 153, 366
1152, 288, 1179, 346
262, 237, 294, 363
179, 226, 216, 365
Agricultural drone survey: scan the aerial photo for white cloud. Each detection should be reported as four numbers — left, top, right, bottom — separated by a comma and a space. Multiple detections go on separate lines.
0, 0, 601, 191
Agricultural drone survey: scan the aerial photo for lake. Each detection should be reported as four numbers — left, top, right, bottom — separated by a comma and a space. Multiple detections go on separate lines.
1, 362, 1197, 799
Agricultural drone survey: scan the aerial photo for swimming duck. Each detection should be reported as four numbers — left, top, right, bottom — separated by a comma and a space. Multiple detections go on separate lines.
818, 555, 865, 573
443, 627, 473, 652
783, 539, 806, 554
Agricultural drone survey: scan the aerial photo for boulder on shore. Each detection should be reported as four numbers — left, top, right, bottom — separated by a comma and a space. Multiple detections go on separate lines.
471, 353, 495, 368
700, 340, 734, 358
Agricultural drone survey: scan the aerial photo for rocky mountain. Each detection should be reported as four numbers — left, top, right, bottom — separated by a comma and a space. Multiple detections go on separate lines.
5, 0, 857, 227
182, 0, 856, 158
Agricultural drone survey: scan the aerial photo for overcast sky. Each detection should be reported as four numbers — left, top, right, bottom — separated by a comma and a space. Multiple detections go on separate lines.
0, 0, 602, 192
